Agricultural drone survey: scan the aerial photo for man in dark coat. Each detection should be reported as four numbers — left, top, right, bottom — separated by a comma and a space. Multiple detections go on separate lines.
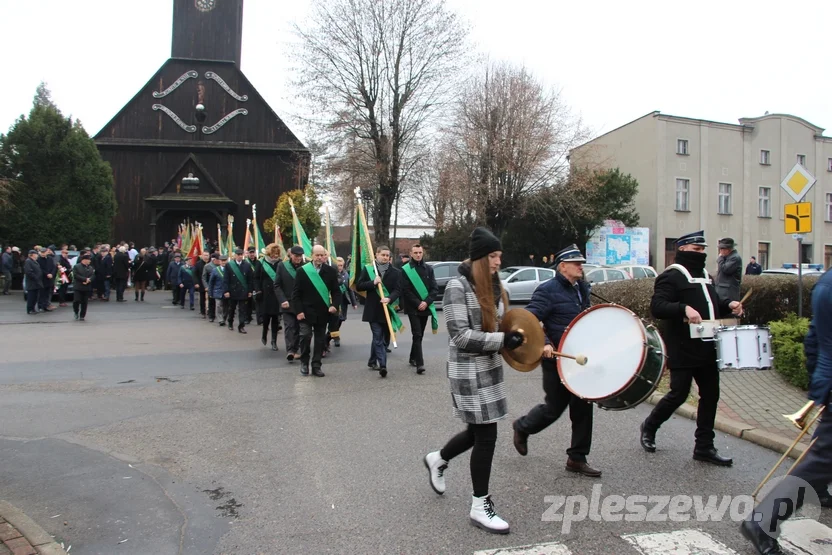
255, 243, 283, 351
209, 256, 229, 325
400, 244, 438, 375
71, 254, 95, 321
166, 252, 183, 305
291, 245, 342, 377
274, 246, 305, 360
112, 246, 131, 302
37, 247, 57, 311
246, 247, 262, 325
715, 237, 742, 303
96, 246, 113, 301
640, 231, 744, 466
357, 245, 402, 378
56, 246, 73, 306
1, 246, 12, 295
154, 247, 168, 291
201, 253, 219, 321
223, 248, 254, 333
24, 250, 43, 314
178, 257, 197, 310
512, 244, 600, 478
744, 256, 762, 275
194, 252, 210, 318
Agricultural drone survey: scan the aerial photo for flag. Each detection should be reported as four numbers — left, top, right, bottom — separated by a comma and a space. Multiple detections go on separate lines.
243, 219, 252, 251
226, 217, 236, 255
217, 224, 226, 256
274, 224, 286, 260
289, 199, 313, 257
186, 230, 203, 265
253, 221, 266, 255
349, 207, 374, 294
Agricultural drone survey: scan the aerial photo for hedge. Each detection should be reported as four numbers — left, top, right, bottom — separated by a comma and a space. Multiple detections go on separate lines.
769, 314, 810, 389
591, 274, 819, 327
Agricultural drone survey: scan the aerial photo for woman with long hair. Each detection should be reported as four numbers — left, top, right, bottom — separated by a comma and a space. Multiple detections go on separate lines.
423, 227, 524, 534
132, 248, 153, 301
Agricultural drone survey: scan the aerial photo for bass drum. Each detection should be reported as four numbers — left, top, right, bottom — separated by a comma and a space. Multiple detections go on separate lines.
557, 304, 667, 411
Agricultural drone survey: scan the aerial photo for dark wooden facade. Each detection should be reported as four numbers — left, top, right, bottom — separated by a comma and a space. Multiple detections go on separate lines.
95, 0, 308, 246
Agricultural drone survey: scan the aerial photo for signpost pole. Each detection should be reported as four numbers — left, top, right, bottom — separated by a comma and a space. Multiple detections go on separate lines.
797, 235, 803, 318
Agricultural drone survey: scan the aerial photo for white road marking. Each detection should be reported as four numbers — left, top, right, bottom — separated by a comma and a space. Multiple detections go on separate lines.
473, 541, 572, 555
780, 518, 832, 554
621, 529, 737, 554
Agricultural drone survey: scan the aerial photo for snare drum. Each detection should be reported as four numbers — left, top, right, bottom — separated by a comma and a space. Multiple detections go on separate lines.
557, 304, 667, 411
715, 325, 772, 370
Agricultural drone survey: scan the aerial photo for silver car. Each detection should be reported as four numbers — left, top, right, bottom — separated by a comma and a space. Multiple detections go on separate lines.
499, 266, 556, 302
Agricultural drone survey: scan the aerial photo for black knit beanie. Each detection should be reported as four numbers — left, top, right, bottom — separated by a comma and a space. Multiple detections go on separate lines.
469, 227, 502, 261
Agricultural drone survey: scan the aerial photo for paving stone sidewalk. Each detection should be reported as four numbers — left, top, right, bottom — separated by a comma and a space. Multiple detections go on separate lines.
0, 502, 67, 555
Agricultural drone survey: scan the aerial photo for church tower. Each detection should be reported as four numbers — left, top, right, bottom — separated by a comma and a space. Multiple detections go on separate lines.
171, 0, 244, 66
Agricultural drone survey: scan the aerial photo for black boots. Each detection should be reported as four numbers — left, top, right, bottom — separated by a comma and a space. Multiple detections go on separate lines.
140, 291, 145, 302
693, 447, 733, 466
639, 422, 656, 452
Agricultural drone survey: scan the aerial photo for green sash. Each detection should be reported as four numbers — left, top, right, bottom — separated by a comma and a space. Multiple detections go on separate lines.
262, 261, 277, 283
402, 262, 439, 333
181, 267, 195, 281
365, 264, 404, 332
215, 266, 224, 277
301, 263, 331, 307
228, 260, 246, 286
282, 261, 297, 279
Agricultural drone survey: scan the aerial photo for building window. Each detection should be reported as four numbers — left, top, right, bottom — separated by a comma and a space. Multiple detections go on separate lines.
828, 158, 832, 172
825, 246, 832, 270
718, 183, 732, 214
758, 242, 770, 270
760, 150, 771, 165
675, 178, 690, 211
827, 193, 832, 222
677, 139, 689, 155
759, 187, 771, 217
797, 154, 806, 166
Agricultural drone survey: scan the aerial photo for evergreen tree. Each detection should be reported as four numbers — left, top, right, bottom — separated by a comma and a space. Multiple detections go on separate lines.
0, 83, 117, 248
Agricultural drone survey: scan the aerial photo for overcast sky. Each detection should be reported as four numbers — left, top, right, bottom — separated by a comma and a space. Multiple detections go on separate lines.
3, 0, 831, 143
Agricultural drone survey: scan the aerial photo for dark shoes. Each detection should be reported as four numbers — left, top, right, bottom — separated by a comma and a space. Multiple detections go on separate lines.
238, 327, 247, 334
566, 459, 602, 478
740, 520, 785, 555
271, 341, 279, 352
640, 422, 656, 453
300, 364, 310, 376
512, 420, 528, 456
693, 447, 733, 467
261, 334, 267, 346
287, 352, 295, 361
416, 366, 426, 375
334, 338, 340, 347
312, 368, 325, 377
379, 367, 388, 378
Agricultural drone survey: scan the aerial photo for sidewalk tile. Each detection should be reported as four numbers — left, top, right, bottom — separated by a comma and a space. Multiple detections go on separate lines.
0, 523, 22, 542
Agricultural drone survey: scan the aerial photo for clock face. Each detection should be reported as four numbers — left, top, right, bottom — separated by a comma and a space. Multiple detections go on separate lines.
195, 0, 216, 12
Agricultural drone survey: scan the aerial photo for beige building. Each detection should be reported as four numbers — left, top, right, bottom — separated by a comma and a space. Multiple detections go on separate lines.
570, 111, 832, 271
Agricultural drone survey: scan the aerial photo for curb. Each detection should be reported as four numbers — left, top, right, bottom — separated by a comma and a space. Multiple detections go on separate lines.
645, 393, 807, 459
0, 501, 68, 555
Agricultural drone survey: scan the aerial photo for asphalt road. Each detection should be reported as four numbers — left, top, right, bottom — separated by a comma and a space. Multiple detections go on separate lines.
0, 291, 829, 555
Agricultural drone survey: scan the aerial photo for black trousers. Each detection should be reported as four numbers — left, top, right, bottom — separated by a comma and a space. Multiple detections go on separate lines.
440, 423, 498, 498
262, 314, 281, 342
326, 312, 341, 345
73, 291, 90, 318
515, 359, 593, 462
208, 297, 217, 320
408, 313, 429, 367
38, 286, 51, 309
198, 288, 207, 315
114, 277, 127, 301
226, 298, 247, 329
172, 286, 180, 305
749, 401, 831, 537
283, 313, 300, 352
299, 320, 327, 369
58, 283, 69, 303
644, 363, 719, 449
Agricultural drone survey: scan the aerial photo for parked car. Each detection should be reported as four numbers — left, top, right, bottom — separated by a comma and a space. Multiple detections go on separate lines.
499, 266, 556, 302
426, 261, 461, 308
761, 263, 824, 276
614, 264, 658, 279
584, 266, 632, 284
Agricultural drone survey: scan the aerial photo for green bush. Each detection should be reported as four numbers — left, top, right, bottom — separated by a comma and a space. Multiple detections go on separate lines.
769, 313, 810, 389
591, 274, 819, 327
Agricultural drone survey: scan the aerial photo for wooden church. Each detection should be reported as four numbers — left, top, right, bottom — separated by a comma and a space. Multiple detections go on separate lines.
95, 0, 308, 246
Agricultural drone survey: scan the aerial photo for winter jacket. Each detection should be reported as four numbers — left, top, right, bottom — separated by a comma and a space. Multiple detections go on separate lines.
132, 256, 155, 282
166, 260, 182, 286
400, 259, 439, 315
1, 252, 12, 272
715, 250, 742, 302
72, 264, 96, 293
208, 266, 227, 299
24, 258, 43, 291
223, 259, 253, 300
525, 272, 590, 347
113, 251, 130, 279
808, 270, 832, 405
178, 265, 197, 289
255, 257, 282, 316
96, 253, 113, 279
201, 261, 217, 290
357, 263, 402, 323
273, 260, 304, 314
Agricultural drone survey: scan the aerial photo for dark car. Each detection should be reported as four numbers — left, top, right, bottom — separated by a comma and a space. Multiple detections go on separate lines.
426, 261, 462, 308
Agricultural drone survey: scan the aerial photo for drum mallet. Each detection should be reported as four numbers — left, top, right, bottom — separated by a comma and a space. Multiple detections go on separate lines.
549, 350, 588, 366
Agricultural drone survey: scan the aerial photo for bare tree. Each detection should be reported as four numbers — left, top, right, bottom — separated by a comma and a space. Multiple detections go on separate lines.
292, 0, 469, 244
413, 144, 476, 228
447, 62, 589, 236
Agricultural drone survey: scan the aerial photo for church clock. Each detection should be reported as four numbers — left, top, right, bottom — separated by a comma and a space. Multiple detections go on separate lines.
195, 0, 216, 12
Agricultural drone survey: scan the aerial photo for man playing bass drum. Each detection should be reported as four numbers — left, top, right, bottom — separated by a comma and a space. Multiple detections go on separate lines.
640, 231, 743, 465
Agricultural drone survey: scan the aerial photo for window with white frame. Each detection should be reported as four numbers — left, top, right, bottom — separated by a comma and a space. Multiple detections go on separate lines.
827, 193, 832, 222
759, 187, 771, 217
676, 178, 690, 211
677, 139, 689, 155
797, 154, 806, 166
760, 150, 771, 165
718, 183, 732, 214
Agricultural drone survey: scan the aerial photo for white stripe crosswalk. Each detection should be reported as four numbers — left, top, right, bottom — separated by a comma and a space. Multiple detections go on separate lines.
473, 519, 832, 555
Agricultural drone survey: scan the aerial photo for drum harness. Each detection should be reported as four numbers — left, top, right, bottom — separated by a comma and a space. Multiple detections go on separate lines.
664, 264, 716, 322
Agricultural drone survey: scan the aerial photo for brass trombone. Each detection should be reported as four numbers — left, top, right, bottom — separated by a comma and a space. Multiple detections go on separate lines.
751, 400, 825, 499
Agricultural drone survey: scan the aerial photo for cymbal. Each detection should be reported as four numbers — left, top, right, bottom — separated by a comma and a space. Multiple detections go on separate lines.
500, 308, 545, 372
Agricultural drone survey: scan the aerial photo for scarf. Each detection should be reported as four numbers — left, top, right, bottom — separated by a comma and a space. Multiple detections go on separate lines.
674, 250, 707, 274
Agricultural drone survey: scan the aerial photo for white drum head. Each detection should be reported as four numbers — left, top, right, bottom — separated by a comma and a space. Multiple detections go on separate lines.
558, 305, 646, 400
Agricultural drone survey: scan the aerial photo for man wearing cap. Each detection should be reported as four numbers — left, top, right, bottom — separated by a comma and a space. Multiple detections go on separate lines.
209, 255, 229, 325
292, 245, 342, 376
72, 254, 95, 320
24, 250, 44, 314
246, 247, 262, 325
195, 251, 211, 318
37, 247, 57, 311
512, 244, 601, 478
640, 231, 744, 466
715, 237, 742, 303
223, 248, 254, 333
166, 252, 183, 305
274, 246, 305, 360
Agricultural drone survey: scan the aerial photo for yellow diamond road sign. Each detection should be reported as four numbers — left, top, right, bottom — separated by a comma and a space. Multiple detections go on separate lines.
780, 163, 816, 202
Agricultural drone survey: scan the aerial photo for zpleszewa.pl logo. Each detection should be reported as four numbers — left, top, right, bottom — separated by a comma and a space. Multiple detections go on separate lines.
542, 479, 821, 535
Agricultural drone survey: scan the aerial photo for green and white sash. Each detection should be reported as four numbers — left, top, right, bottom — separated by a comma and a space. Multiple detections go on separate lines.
402, 262, 439, 333
228, 260, 246, 287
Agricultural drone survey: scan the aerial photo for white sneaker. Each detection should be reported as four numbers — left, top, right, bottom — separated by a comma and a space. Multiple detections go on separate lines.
470, 494, 509, 534
423, 451, 447, 494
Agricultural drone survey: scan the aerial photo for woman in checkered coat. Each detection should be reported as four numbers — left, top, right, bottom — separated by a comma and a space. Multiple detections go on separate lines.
422, 227, 525, 535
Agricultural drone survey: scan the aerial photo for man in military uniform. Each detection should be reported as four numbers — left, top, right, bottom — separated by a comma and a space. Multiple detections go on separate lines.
640, 231, 743, 466
512, 244, 601, 478
223, 248, 254, 333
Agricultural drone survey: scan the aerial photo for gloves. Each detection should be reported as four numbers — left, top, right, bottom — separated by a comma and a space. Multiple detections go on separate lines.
504, 330, 525, 350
